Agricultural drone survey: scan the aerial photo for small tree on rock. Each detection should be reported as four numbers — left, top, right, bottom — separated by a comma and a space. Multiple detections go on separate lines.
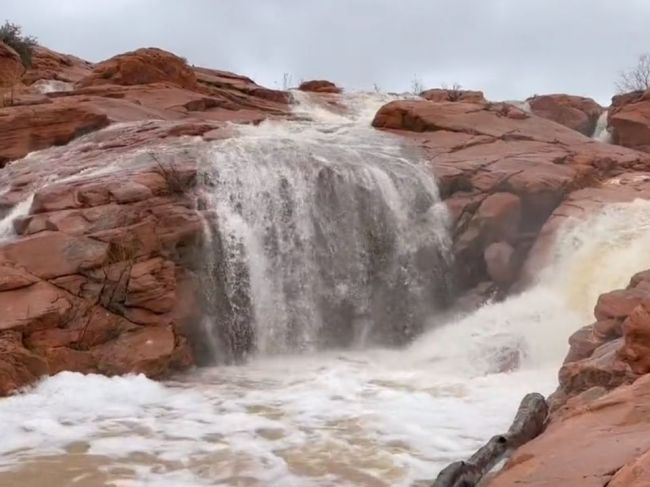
617, 53, 650, 93
0, 21, 37, 67
410, 76, 424, 95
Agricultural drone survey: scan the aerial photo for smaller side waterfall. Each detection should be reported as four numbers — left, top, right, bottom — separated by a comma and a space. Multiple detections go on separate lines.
198, 93, 453, 360
592, 111, 612, 143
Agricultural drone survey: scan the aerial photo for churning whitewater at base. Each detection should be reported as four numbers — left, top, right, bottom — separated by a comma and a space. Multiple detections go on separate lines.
4, 94, 650, 487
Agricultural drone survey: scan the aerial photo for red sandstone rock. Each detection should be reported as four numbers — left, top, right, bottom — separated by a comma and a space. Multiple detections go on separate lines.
595, 287, 650, 320
0, 265, 37, 291
0, 231, 109, 279
488, 271, 650, 486
420, 88, 486, 104
372, 98, 650, 290
23, 45, 93, 85
609, 89, 650, 153
523, 173, 650, 282
0, 331, 49, 395
621, 301, 650, 374
298, 80, 341, 94
527, 94, 603, 136
0, 101, 110, 165
557, 338, 635, 401
0, 41, 23, 88
0, 46, 289, 165
487, 374, 650, 486
94, 325, 181, 377
0, 44, 293, 395
78, 48, 197, 90
608, 450, 650, 486
125, 258, 177, 313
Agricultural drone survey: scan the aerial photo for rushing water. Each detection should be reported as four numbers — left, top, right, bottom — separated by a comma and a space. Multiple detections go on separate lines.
198, 92, 451, 359
591, 111, 612, 142
3, 94, 650, 487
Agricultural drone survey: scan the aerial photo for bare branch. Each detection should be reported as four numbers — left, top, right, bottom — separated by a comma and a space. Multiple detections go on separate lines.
617, 53, 650, 93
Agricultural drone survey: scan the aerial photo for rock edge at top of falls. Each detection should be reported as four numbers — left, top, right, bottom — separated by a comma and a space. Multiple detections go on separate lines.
3, 41, 650, 400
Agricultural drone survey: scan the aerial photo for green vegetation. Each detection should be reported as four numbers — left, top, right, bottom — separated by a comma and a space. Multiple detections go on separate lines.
0, 21, 37, 67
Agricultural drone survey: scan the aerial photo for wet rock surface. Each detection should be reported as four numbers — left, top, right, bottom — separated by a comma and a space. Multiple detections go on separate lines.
527, 94, 603, 136
372, 98, 650, 294
483, 270, 650, 486
432, 393, 548, 487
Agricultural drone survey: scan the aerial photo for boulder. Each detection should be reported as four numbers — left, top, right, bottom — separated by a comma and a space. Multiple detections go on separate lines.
77, 47, 197, 89
595, 287, 650, 320
556, 338, 636, 402
609, 89, 650, 153
621, 301, 650, 374
298, 80, 341, 94
0, 331, 49, 395
527, 94, 603, 136
94, 325, 186, 377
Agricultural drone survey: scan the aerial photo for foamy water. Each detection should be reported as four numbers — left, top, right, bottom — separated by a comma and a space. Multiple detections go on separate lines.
2, 93, 650, 487
4, 200, 650, 487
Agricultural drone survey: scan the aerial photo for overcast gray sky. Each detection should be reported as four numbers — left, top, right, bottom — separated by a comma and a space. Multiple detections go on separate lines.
4, 0, 650, 104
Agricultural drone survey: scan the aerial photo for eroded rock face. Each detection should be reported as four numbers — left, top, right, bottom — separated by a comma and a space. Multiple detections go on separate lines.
0, 41, 23, 88
23, 45, 93, 85
609, 89, 650, 153
527, 94, 603, 136
0, 117, 235, 394
487, 374, 650, 487
0, 102, 110, 165
0, 46, 289, 166
486, 270, 650, 486
372, 98, 650, 292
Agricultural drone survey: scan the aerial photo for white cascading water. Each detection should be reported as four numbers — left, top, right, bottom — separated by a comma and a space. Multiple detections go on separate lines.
592, 110, 613, 143
3, 94, 650, 487
0, 195, 33, 242
198, 91, 452, 357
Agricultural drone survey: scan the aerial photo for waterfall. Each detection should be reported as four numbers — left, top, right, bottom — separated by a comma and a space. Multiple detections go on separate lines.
0, 196, 33, 243
198, 92, 452, 359
408, 198, 650, 376
592, 110, 612, 142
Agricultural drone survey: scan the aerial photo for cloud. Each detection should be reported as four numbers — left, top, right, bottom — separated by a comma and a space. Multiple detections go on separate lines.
4, 0, 650, 103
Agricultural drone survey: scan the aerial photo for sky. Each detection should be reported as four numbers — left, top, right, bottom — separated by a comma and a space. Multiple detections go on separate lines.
4, 0, 650, 104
